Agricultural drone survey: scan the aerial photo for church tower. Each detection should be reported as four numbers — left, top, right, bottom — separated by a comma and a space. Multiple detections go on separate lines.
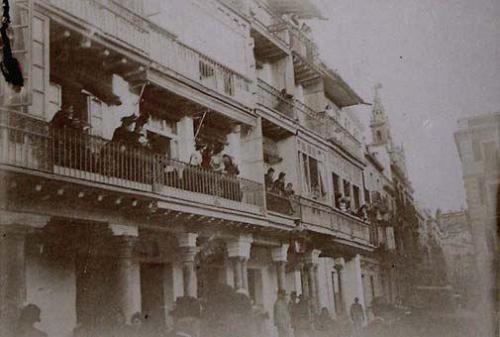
370, 84, 392, 146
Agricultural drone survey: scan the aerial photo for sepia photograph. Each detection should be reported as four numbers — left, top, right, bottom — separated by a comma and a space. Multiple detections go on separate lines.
0, 0, 499, 336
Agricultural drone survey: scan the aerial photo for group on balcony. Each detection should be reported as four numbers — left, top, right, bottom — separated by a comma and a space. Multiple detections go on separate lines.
265, 168, 296, 215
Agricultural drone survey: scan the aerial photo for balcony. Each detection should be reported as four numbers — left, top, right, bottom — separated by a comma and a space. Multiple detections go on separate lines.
257, 80, 296, 120
42, 0, 253, 108
0, 110, 264, 211
296, 101, 364, 160
299, 197, 374, 246
266, 191, 300, 217
250, 1, 289, 62
287, 25, 321, 83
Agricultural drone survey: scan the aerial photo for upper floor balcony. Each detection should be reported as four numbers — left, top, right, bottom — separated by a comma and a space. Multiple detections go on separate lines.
285, 24, 321, 84
295, 101, 364, 161
0, 110, 265, 213
40, 0, 253, 108
256, 80, 363, 161
249, 0, 289, 62
300, 197, 374, 246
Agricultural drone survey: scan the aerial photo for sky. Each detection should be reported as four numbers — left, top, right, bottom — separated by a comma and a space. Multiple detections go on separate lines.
309, 0, 500, 212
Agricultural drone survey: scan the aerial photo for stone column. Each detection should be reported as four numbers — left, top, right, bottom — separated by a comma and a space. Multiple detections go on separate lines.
0, 225, 27, 337
176, 233, 198, 298
226, 235, 253, 293
109, 224, 141, 324
300, 263, 309, 298
304, 250, 321, 315
334, 262, 345, 314
271, 244, 289, 292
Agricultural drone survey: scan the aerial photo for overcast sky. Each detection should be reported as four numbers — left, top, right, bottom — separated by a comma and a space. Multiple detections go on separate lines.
309, 0, 500, 212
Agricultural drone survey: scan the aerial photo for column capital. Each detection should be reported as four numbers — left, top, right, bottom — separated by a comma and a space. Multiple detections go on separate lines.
271, 244, 289, 263
334, 257, 346, 267
109, 224, 138, 237
0, 211, 49, 229
304, 249, 321, 266
226, 234, 253, 259
176, 232, 198, 248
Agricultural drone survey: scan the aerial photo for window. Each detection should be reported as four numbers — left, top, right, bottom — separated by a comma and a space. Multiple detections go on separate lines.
353, 185, 361, 210
48, 83, 61, 120
364, 188, 371, 204
332, 172, 340, 208
85, 94, 104, 137
483, 141, 498, 169
299, 149, 326, 198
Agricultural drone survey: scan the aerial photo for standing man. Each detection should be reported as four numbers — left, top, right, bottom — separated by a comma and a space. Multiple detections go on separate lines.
274, 289, 292, 337
350, 297, 365, 336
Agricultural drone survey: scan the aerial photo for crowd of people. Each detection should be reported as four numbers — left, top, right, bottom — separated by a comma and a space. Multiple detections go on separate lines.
273, 291, 370, 337
14, 288, 469, 337
189, 143, 240, 177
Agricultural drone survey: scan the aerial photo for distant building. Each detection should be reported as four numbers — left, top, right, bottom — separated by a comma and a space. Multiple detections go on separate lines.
436, 210, 475, 302
455, 112, 500, 335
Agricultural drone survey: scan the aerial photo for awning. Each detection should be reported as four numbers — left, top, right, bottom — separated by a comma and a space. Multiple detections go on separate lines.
267, 0, 323, 19
322, 66, 365, 108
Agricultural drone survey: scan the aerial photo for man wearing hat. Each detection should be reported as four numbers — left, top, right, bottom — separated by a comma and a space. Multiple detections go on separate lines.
169, 296, 202, 337
112, 114, 138, 146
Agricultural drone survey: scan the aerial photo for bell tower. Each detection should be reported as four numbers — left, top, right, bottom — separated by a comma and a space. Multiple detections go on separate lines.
370, 83, 392, 146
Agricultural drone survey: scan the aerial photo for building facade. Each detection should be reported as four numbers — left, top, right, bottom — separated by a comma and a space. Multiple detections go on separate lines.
436, 210, 475, 303
0, 1, 428, 336
455, 112, 500, 335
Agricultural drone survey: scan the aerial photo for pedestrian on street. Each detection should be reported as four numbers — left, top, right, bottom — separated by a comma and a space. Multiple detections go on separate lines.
274, 289, 292, 337
350, 297, 365, 336
169, 296, 202, 337
14, 304, 48, 337
294, 295, 313, 337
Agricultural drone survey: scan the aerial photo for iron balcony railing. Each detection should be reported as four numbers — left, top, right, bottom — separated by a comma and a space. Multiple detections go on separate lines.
299, 197, 374, 245
44, 0, 253, 107
286, 24, 320, 67
0, 110, 264, 208
257, 79, 297, 120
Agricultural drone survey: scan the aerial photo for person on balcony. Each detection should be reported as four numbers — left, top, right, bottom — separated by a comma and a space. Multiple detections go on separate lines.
210, 143, 225, 173
112, 114, 137, 147
189, 144, 203, 167
50, 105, 78, 130
272, 172, 286, 194
265, 168, 275, 191
284, 182, 296, 215
222, 154, 239, 176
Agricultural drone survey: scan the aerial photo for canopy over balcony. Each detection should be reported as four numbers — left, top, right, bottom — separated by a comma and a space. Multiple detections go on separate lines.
321, 64, 366, 108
